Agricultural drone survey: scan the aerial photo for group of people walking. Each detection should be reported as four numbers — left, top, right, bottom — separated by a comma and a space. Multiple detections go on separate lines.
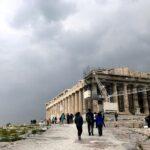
51, 113, 74, 124
75, 109, 105, 140
49, 110, 120, 141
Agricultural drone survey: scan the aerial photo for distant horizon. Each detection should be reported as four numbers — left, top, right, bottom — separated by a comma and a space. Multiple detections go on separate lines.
0, 117, 46, 126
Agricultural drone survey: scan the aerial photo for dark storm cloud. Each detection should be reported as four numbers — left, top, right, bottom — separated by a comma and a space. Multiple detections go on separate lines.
0, 0, 150, 125
58, 0, 150, 71
11, 0, 75, 28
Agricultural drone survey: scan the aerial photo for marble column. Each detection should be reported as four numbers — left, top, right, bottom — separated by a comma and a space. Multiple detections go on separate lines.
50, 107, 52, 115
68, 96, 71, 113
52, 106, 54, 115
60, 101, 63, 114
53, 106, 54, 115
64, 98, 67, 114
133, 86, 140, 115
49, 108, 51, 119
72, 94, 75, 114
70, 95, 73, 114
56, 104, 58, 117
77, 92, 79, 112
143, 87, 149, 115
79, 89, 83, 113
91, 83, 97, 111
113, 82, 118, 103
63, 99, 65, 113
113, 82, 118, 111
58, 102, 60, 116
51, 107, 53, 115
82, 89, 87, 114
53, 105, 55, 115
53, 105, 55, 116
55, 104, 57, 116
75, 92, 78, 113
124, 83, 130, 114
66, 97, 68, 113
50, 108, 52, 117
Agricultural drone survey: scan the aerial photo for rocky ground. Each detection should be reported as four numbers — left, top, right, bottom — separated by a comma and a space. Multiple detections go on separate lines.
0, 123, 149, 150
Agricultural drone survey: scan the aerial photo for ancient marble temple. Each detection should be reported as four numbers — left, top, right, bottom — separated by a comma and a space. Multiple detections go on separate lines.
46, 67, 150, 120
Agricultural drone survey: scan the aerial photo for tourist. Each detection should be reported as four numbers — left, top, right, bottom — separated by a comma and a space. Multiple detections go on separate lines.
86, 109, 94, 136
114, 112, 118, 121
75, 112, 83, 140
54, 117, 57, 124
96, 112, 105, 136
60, 113, 65, 124
70, 113, 74, 123
52, 117, 55, 124
66, 113, 70, 124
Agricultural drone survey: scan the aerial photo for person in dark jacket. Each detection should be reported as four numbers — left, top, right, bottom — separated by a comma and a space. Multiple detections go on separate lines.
114, 112, 118, 121
70, 114, 74, 123
96, 112, 105, 136
66, 113, 70, 124
86, 109, 94, 136
75, 112, 83, 140
54, 117, 57, 124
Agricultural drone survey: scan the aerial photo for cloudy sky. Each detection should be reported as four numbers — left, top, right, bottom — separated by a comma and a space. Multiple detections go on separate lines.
0, 0, 150, 125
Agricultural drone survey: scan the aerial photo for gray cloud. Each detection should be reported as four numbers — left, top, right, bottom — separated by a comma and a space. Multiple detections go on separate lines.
0, 0, 150, 125
11, 0, 75, 28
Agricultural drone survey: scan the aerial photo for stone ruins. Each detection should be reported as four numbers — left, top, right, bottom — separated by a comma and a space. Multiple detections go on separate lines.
46, 67, 150, 120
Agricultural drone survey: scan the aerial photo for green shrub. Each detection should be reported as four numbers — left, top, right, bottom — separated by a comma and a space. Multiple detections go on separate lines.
32, 129, 37, 134
0, 135, 22, 142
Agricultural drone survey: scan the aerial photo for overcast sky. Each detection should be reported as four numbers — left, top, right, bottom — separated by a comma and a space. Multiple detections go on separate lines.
0, 0, 150, 125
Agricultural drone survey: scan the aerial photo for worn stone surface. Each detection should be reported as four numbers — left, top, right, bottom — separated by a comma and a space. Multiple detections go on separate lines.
1, 123, 150, 150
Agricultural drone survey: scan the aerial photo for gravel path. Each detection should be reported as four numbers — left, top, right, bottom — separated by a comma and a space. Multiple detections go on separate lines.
0, 124, 137, 150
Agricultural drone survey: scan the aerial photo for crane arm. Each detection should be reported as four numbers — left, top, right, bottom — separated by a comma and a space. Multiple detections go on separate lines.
92, 70, 109, 102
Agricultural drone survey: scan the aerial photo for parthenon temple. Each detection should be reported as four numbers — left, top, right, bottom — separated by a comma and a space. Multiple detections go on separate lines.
46, 67, 150, 120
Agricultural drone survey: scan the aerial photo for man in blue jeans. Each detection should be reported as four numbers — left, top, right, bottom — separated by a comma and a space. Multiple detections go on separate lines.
96, 112, 105, 136
86, 109, 94, 136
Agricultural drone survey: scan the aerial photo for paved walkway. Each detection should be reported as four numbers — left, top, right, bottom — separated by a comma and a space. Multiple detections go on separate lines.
0, 124, 137, 150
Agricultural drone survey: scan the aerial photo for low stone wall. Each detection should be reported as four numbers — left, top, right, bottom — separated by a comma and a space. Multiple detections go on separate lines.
106, 120, 143, 128
105, 115, 146, 129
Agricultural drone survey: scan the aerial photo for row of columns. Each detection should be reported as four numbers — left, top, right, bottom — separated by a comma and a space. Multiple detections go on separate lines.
49, 89, 85, 118
112, 82, 149, 115
47, 82, 149, 120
